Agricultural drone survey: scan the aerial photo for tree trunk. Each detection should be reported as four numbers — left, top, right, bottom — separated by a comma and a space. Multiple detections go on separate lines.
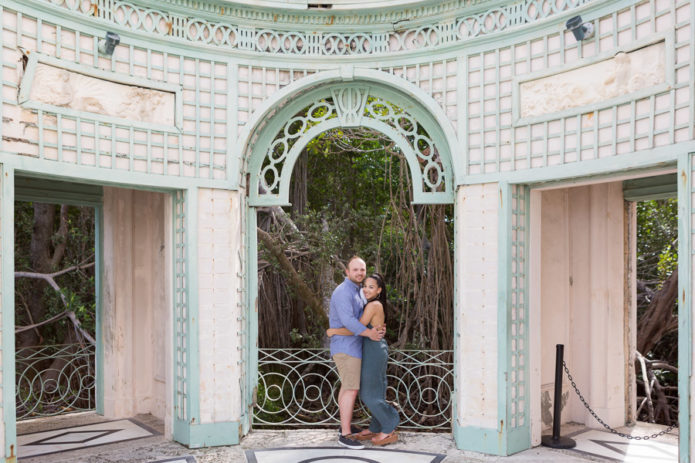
291, 150, 307, 217
18, 204, 54, 347
636, 268, 678, 355
18, 204, 70, 348
257, 228, 327, 326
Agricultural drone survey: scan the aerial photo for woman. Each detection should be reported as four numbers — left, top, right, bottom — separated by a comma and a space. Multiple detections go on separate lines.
327, 273, 399, 446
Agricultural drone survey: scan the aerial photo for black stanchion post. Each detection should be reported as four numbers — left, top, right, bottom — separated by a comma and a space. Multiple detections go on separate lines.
541, 344, 576, 449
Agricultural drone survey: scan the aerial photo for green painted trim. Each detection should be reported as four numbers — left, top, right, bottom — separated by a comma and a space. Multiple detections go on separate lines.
447, 0, 635, 59
239, 69, 459, 190
227, 61, 239, 187
1, 165, 16, 459
452, 423, 503, 455
171, 189, 201, 444
5, 0, 234, 62
457, 55, 468, 177
677, 152, 691, 463
496, 181, 511, 455
16, 0, 587, 34
257, 115, 452, 206
187, 421, 241, 448
623, 173, 677, 202
186, 188, 201, 423
461, 142, 693, 187
20, 100, 181, 135
14, 176, 103, 206
244, 207, 259, 435
494, 182, 531, 456
245, 78, 456, 203
95, 204, 104, 415
8, 0, 618, 65
170, 189, 202, 444
507, 186, 531, 455
172, 191, 186, 444
452, 185, 460, 443
0, 153, 229, 192
0, 4, 3, 154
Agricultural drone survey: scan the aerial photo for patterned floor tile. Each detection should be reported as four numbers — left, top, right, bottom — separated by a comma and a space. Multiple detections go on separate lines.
246, 447, 445, 463
568, 429, 677, 462
147, 457, 195, 463
18, 418, 158, 459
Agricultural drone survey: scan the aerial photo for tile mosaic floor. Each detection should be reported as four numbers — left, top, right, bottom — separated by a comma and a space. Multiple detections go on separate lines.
18, 418, 159, 459
245, 447, 445, 463
568, 428, 678, 462
147, 457, 195, 463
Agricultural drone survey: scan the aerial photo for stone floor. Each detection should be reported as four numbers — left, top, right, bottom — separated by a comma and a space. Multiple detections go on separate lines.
16, 413, 678, 463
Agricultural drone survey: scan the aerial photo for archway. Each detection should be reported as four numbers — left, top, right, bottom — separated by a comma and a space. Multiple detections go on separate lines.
239, 74, 458, 434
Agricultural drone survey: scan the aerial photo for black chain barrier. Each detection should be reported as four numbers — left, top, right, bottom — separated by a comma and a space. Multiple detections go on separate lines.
563, 361, 677, 441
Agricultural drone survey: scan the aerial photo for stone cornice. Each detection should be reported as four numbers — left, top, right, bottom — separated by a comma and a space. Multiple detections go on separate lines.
23, 0, 596, 56
137, 0, 491, 29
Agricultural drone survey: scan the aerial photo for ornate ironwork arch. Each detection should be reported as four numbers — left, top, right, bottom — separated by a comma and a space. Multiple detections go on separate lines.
247, 82, 454, 206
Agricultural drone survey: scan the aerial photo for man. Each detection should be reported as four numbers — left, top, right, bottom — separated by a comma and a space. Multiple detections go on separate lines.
329, 255, 384, 450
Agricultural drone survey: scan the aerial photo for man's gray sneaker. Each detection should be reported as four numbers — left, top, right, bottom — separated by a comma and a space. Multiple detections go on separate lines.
338, 434, 365, 449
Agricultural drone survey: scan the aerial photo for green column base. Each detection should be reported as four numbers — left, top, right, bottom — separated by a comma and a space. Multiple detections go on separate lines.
174, 421, 241, 448
453, 422, 530, 456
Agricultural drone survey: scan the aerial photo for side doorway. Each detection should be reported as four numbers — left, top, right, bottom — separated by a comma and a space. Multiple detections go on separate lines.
14, 176, 103, 422
8, 176, 175, 460
530, 170, 684, 459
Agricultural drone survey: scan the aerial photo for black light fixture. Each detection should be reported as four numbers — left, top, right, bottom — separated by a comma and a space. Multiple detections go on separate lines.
98, 31, 120, 56
566, 15, 594, 41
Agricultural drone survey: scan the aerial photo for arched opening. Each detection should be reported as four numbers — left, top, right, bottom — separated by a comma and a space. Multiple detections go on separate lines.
241, 78, 457, 434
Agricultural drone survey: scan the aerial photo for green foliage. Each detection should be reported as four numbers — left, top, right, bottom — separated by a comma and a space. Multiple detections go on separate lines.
14, 202, 96, 346
636, 198, 678, 285
289, 328, 322, 348
260, 125, 454, 349
635, 198, 679, 425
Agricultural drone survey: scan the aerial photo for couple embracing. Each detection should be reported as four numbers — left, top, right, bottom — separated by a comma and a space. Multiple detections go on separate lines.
328, 256, 399, 450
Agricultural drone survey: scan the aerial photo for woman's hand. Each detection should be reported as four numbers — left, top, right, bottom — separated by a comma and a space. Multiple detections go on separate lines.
326, 328, 335, 338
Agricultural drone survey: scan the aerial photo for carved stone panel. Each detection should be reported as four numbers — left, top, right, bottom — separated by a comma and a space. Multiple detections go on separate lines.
519, 41, 666, 119
28, 63, 176, 126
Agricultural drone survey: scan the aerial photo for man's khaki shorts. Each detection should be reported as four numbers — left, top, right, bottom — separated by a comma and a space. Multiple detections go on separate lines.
333, 353, 361, 390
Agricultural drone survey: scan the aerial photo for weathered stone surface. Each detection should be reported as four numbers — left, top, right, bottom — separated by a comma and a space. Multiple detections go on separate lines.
18, 413, 662, 462
28, 63, 175, 126
520, 41, 666, 118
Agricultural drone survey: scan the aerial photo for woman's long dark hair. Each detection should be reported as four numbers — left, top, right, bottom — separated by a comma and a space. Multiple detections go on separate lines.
366, 272, 388, 323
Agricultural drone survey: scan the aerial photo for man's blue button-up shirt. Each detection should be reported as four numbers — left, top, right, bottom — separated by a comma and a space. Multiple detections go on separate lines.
329, 278, 367, 358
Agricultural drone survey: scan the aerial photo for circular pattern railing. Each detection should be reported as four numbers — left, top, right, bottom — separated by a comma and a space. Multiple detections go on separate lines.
16, 343, 96, 420
255, 93, 447, 205
39, 0, 594, 56
255, 348, 453, 429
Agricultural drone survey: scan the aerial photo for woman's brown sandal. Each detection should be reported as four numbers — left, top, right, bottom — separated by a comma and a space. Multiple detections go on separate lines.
371, 431, 398, 446
351, 430, 376, 441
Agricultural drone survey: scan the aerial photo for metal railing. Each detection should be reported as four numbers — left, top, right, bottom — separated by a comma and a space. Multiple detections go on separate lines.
16, 343, 96, 420
255, 348, 453, 429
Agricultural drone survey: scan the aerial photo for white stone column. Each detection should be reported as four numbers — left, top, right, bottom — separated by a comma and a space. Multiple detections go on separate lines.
195, 188, 243, 440
454, 183, 500, 452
